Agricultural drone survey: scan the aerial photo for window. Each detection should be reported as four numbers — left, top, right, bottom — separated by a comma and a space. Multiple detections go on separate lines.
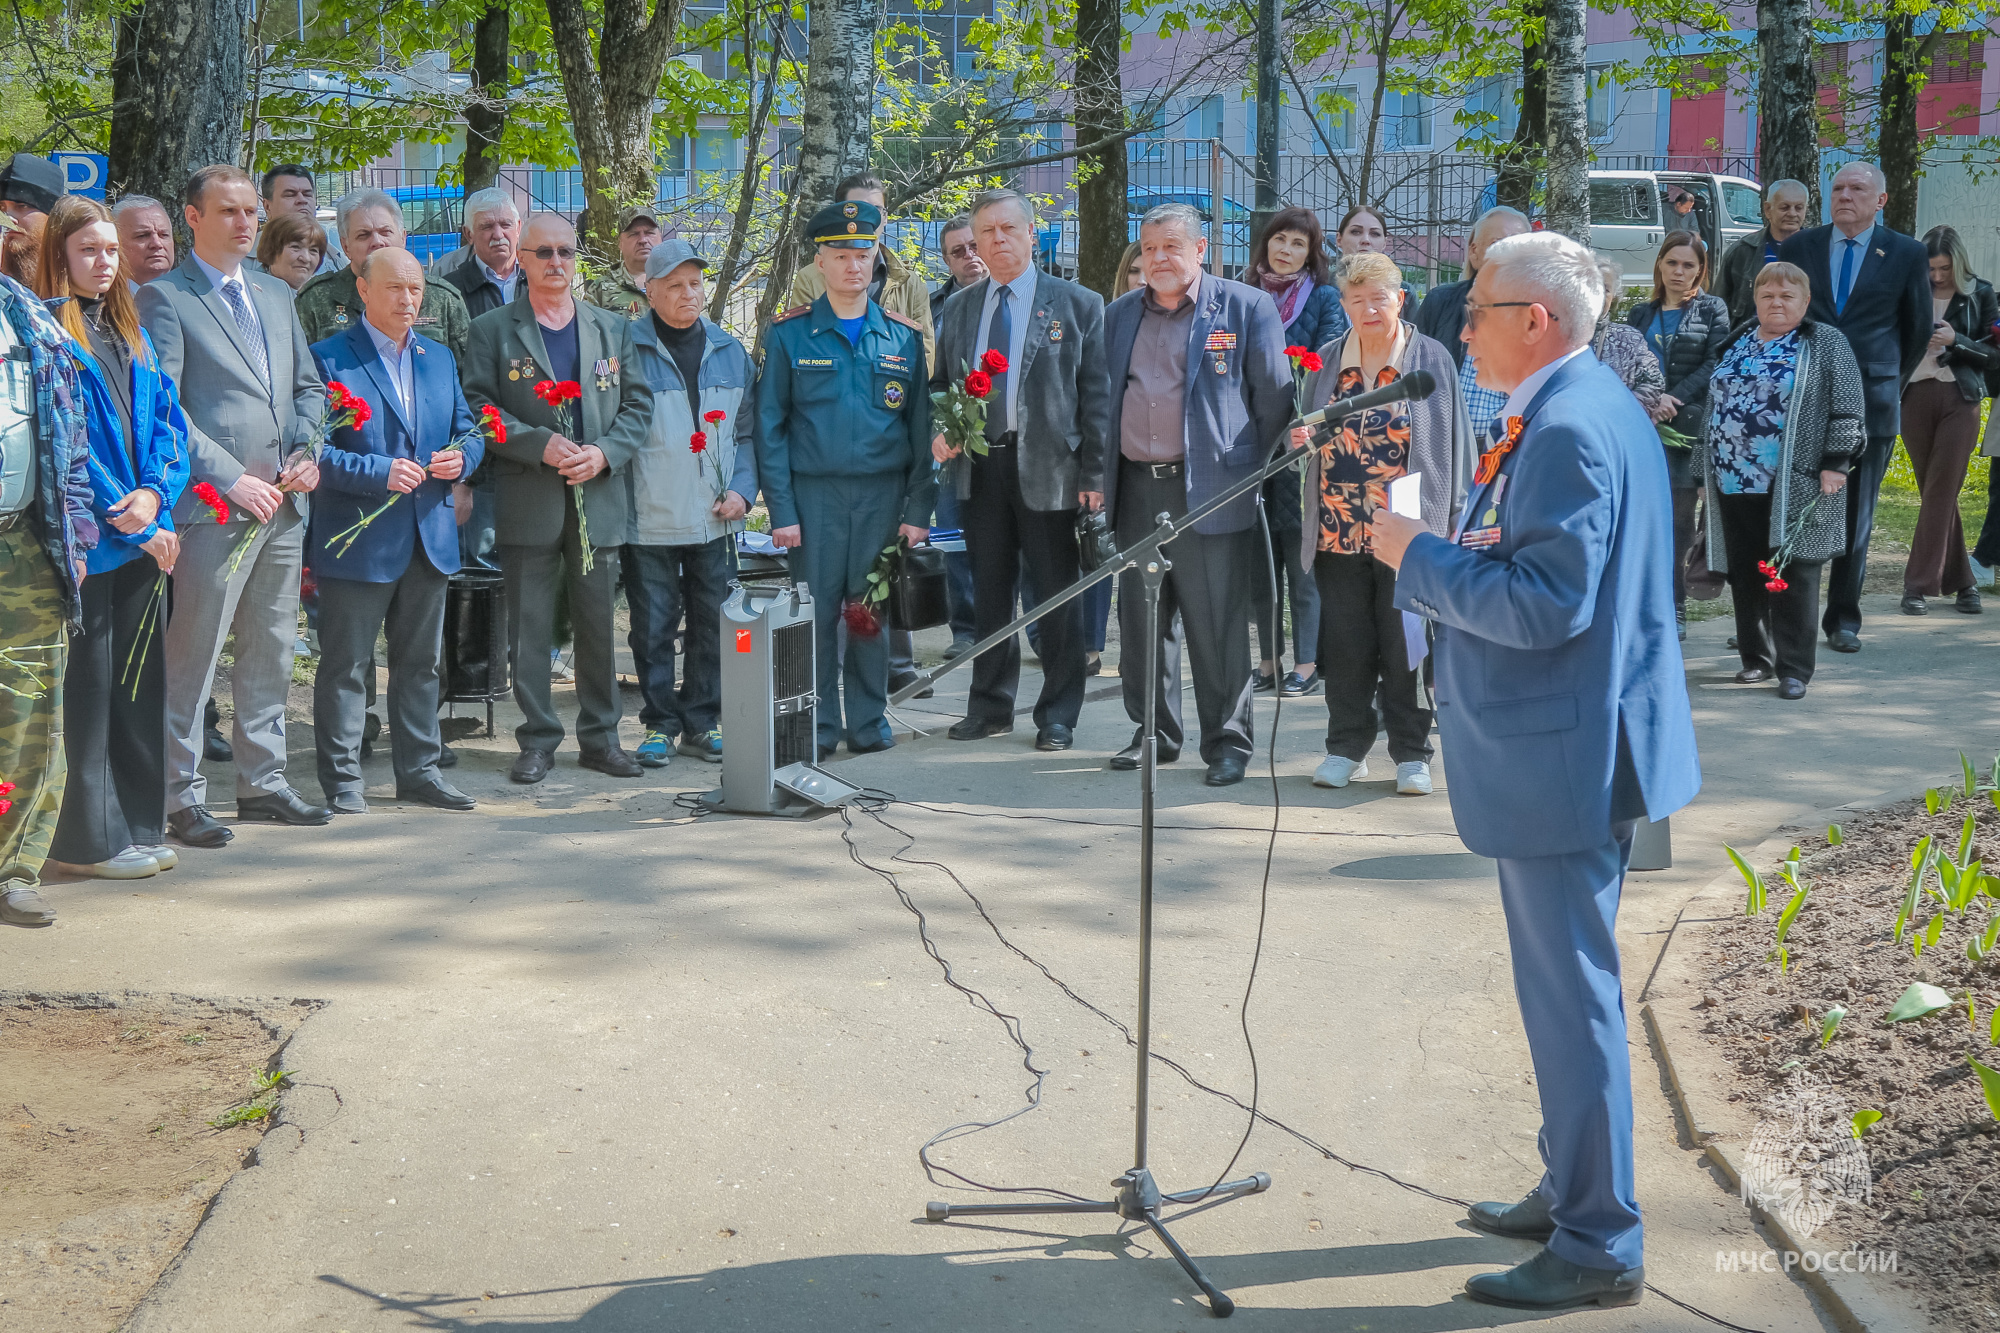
1315, 84, 1357, 151
1466, 76, 1520, 142
1182, 95, 1222, 159
1128, 101, 1167, 162
1587, 64, 1615, 140
1813, 42, 1849, 80
954, 52, 978, 80
1722, 182, 1764, 226
1588, 179, 1659, 228
1932, 33, 1985, 82
1389, 88, 1431, 149
694, 130, 737, 172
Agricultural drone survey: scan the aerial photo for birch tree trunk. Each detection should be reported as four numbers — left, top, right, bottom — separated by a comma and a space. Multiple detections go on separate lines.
109, 0, 256, 207
462, 2, 511, 196
1495, 0, 1545, 217
1541, 0, 1589, 244
1073, 0, 1126, 299
1756, 0, 1821, 223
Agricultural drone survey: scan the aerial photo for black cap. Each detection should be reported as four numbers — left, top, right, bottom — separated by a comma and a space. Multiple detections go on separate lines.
808, 198, 882, 250
0, 153, 64, 214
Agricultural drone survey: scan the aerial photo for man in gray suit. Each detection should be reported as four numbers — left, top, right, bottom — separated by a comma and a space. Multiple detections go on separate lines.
932, 188, 1108, 752
140, 164, 332, 846
1100, 203, 1293, 787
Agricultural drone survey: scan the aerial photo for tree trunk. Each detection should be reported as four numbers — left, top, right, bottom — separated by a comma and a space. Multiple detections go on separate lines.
755, 0, 877, 330
1756, 0, 1821, 222
1252, 0, 1280, 216
462, 2, 510, 195
1878, 12, 1928, 236
1072, 0, 1125, 300
544, 0, 685, 264
1541, 0, 1589, 243
1495, 0, 1546, 216
109, 0, 256, 207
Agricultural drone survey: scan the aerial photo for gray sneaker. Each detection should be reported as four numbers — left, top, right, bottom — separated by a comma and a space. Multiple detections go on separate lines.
1, 883, 55, 926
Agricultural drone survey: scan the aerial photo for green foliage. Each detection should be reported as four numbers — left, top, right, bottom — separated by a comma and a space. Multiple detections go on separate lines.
1850, 1108, 1884, 1138
1884, 982, 1954, 1023
207, 1068, 294, 1129
1926, 787, 1946, 816
1962, 751, 1978, 798
1820, 1004, 1846, 1048
1827, 822, 1844, 847
1898, 835, 1936, 942
1970, 1055, 2000, 1123
1771, 880, 1810, 974
1726, 844, 1767, 916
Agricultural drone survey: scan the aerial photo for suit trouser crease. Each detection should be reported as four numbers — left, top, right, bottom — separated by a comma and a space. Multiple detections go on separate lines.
1900, 380, 1979, 598
1312, 550, 1433, 763
1822, 435, 1894, 636
501, 497, 622, 754
1496, 826, 1644, 1272
1717, 491, 1824, 682
52, 558, 166, 862
1256, 465, 1321, 665
622, 537, 732, 737
163, 508, 304, 811
796, 474, 902, 751
313, 555, 450, 796
1114, 463, 1255, 764
965, 447, 1086, 730
0, 527, 68, 884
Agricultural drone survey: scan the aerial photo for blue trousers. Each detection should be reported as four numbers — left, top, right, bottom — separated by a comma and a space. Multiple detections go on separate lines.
622, 536, 733, 738
1495, 823, 1643, 1272
795, 475, 902, 751
931, 480, 977, 642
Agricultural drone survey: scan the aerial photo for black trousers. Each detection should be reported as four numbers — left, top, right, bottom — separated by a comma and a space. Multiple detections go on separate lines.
1115, 461, 1255, 763
1671, 486, 1698, 609
1312, 551, 1433, 763
1822, 434, 1893, 637
1718, 491, 1823, 682
965, 442, 1087, 730
52, 558, 167, 863
1255, 464, 1320, 667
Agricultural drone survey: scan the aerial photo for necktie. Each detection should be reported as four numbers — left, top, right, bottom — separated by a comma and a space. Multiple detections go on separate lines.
1835, 238, 1858, 314
984, 284, 1012, 442
220, 279, 270, 385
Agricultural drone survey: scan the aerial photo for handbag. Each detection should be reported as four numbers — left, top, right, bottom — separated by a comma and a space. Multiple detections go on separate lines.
1076, 505, 1120, 573
887, 542, 951, 632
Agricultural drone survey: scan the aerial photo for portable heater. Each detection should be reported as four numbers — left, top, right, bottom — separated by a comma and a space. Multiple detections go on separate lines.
706, 546, 864, 815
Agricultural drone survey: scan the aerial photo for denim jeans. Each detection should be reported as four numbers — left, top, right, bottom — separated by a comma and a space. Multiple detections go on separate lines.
621, 536, 734, 737
931, 481, 977, 642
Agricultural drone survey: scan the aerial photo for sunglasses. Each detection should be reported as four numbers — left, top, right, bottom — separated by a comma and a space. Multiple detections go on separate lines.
946, 243, 978, 259
527, 246, 577, 261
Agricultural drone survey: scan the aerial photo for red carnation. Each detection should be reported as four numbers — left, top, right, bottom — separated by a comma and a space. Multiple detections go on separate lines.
1766, 578, 1788, 593
348, 397, 372, 427
1299, 352, 1324, 372
979, 348, 1009, 375
1283, 345, 1306, 357
479, 403, 507, 444
0, 781, 14, 796
842, 600, 881, 638
690, 431, 708, 454
558, 380, 582, 403
703, 409, 726, 426
963, 370, 993, 399
191, 481, 229, 523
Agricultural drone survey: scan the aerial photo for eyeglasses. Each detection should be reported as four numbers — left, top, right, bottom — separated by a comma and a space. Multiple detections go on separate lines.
1463, 300, 1556, 326
526, 246, 576, 261
946, 243, 978, 259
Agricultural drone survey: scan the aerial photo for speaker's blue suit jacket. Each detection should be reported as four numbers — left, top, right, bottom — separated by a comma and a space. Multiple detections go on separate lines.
308, 326, 482, 583
1394, 351, 1700, 860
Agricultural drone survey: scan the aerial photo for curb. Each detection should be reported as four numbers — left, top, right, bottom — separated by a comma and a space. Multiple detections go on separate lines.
1639, 782, 1955, 1333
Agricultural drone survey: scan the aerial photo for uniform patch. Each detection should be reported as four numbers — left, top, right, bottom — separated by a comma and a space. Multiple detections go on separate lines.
883, 380, 906, 409
795, 357, 834, 368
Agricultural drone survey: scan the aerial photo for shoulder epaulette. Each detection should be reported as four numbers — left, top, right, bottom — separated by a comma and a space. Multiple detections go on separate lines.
884, 311, 921, 331
771, 305, 810, 324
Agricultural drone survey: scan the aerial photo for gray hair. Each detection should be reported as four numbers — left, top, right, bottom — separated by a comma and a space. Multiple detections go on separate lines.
1480, 231, 1603, 346
1765, 178, 1810, 203
1831, 161, 1887, 194
336, 187, 401, 239
1139, 202, 1204, 242
1472, 204, 1530, 238
464, 186, 519, 228
968, 188, 1037, 232
111, 194, 168, 221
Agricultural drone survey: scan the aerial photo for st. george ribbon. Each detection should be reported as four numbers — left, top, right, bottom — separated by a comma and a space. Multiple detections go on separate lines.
893, 365, 1439, 1318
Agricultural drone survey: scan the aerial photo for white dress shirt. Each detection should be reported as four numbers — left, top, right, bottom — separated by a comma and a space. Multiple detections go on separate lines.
478, 257, 522, 306
974, 266, 1037, 433
191, 249, 263, 343
363, 320, 417, 420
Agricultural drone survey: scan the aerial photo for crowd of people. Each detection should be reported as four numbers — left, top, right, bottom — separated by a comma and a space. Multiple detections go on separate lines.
0, 151, 1994, 929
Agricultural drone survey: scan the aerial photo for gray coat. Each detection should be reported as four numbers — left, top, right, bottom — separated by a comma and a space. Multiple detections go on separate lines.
625, 316, 759, 547
1696, 320, 1866, 572
933, 269, 1109, 512
1296, 323, 1474, 570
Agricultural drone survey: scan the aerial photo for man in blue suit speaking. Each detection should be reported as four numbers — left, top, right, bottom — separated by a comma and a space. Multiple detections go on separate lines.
1370, 231, 1701, 1310
308, 248, 485, 815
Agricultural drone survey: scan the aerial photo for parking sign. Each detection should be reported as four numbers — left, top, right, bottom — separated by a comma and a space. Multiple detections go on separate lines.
51, 153, 107, 201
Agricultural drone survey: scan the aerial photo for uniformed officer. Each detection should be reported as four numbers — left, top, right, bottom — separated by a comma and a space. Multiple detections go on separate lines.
583, 205, 658, 319
295, 188, 471, 361
758, 199, 934, 758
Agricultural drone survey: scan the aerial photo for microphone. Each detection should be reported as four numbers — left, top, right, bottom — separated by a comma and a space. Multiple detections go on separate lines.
1295, 369, 1437, 429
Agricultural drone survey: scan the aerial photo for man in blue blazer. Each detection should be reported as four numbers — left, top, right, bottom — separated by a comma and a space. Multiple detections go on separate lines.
1777, 162, 1931, 650
308, 249, 484, 814
1100, 203, 1292, 786
1372, 232, 1701, 1311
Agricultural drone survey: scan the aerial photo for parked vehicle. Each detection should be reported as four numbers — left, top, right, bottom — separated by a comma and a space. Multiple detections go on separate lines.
1589, 170, 1762, 292
386, 185, 465, 266
1044, 187, 1254, 278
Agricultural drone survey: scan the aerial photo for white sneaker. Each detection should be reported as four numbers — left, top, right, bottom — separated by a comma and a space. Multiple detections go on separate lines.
1395, 761, 1433, 795
1313, 755, 1367, 788
133, 844, 178, 871
50, 847, 161, 879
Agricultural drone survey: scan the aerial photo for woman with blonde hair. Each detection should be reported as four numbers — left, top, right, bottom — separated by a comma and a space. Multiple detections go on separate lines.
35, 195, 191, 879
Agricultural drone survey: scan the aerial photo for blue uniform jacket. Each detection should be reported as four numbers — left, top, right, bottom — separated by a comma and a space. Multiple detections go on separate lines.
1100, 274, 1293, 536
60, 319, 191, 577
1393, 351, 1701, 860
755, 295, 934, 531
308, 326, 482, 583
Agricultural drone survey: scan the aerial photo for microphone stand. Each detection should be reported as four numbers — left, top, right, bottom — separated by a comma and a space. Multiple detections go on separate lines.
901, 423, 1353, 1318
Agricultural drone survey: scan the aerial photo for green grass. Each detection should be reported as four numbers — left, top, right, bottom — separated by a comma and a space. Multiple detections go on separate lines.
1872, 401, 1992, 555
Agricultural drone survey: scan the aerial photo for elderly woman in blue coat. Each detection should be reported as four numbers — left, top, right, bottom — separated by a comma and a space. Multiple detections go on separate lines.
38, 197, 190, 880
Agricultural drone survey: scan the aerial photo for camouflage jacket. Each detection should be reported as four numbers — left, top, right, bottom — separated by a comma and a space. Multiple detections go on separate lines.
294, 264, 471, 363
585, 268, 648, 321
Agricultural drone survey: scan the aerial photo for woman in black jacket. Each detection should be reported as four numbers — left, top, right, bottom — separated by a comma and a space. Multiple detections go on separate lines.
1627, 231, 1732, 629
1905, 225, 2000, 614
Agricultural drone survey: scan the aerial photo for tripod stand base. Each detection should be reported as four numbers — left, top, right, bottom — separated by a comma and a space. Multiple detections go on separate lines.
925, 1168, 1270, 1316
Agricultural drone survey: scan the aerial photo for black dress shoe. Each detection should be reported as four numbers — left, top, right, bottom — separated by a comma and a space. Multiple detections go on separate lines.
1464, 1248, 1643, 1310
167, 805, 232, 848
1280, 669, 1322, 697
237, 786, 334, 826
849, 736, 895, 755
510, 748, 554, 784
1956, 587, 1984, 614
1777, 677, 1807, 700
1726, 634, 1738, 650
1828, 629, 1862, 653
437, 743, 458, 769
327, 791, 368, 815
397, 778, 476, 811
1203, 754, 1248, 787
1034, 724, 1073, 751
1250, 670, 1276, 692
889, 669, 934, 700
1467, 1186, 1555, 1241
817, 744, 839, 762
359, 711, 382, 758
1900, 593, 1928, 616
579, 746, 642, 777
203, 697, 233, 763
948, 715, 1014, 741
1733, 666, 1771, 684
1109, 730, 1179, 770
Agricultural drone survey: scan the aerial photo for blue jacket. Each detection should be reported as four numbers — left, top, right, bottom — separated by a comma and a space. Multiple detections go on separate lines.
307, 326, 482, 583
626, 315, 758, 546
1394, 351, 1701, 859
55, 312, 190, 577
1777, 223, 1931, 442
1283, 284, 1345, 354
1100, 274, 1294, 536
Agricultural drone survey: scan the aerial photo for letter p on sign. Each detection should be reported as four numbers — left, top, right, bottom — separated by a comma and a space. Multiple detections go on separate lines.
735, 628, 752, 653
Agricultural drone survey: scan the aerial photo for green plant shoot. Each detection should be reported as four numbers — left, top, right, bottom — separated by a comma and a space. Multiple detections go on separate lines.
1827, 822, 1844, 846
1727, 844, 1767, 916
1970, 1055, 2000, 1124
1771, 882, 1810, 973
1956, 816, 1976, 870
1898, 836, 1935, 941
1963, 751, 1978, 798
1926, 787, 1945, 816
1885, 982, 1955, 1022
1992, 1005, 2000, 1046
1851, 1108, 1883, 1138
1820, 1005, 1846, 1048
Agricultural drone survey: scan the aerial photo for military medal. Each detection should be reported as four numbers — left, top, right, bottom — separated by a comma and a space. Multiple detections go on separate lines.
1048, 320, 1063, 343
594, 358, 611, 391
1213, 356, 1228, 374
507, 357, 520, 381
333, 303, 349, 326
883, 380, 906, 409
